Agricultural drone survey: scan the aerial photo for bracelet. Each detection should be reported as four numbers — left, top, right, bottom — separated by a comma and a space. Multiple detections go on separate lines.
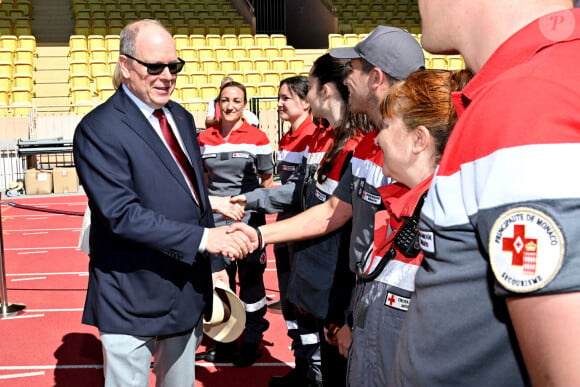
254, 226, 266, 250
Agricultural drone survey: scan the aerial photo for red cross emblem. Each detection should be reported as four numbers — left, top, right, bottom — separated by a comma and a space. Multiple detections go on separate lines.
502, 224, 538, 275
387, 294, 396, 306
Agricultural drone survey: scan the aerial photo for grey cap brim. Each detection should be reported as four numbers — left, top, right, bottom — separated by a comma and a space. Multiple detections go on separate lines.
329, 46, 361, 59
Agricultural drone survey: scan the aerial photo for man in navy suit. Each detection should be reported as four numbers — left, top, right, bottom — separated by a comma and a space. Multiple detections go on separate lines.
73, 19, 254, 387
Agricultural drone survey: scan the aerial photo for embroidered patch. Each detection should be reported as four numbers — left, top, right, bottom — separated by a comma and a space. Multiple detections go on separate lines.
419, 230, 435, 254
489, 207, 564, 293
384, 292, 410, 311
361, 190, 381, 205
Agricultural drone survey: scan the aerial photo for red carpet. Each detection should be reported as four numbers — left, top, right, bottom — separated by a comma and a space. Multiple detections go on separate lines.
0, 195, 293, 386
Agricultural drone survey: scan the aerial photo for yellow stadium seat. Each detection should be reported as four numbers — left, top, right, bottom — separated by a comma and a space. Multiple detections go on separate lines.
105, 35, 120, 52
173, 34, 190, 51
179, 47, 197, 62
430, 55, 448, 69
87, 35, 105, 50
1, 35, 18, 51
219, 58, 236, 74
225, 70, 243, 83
12, 87, 33, 116
270, 57, 288, 72
93, 72, 112, 92
0, 48, 14, 65
89, 59, 108, 77
221, 34, 238, 48
328, 34, 344, 49
70, 59, 89, 75
214, 46, 231, 60
254, 34, 270, 49
205, 34, 222, 48
70, 73, 91, 89
243, 70, 261, 85
288, 58, 305, 73
238, 34, 254, 49
176, 72, 189, 89
208, 71, 226, 85
70, 35, 87, 50
230, 46, 247, 59
200, 58, 219, 73
197, 47, 215, 61
13, 73, 33, 89
262, 70, 280, 84
198, 83, 218, 100
270, 34, 287, 48
98, 85, 116, 100
279, 46, 295, 59
180, 84, 199, 101
0, 75, 11, 94
263, 46, 280, 59
237, 25, 253, 35
189, 71, 208, 85
0, 63, 12, 77
247, 46, 263, 59
15, 48, 34, 63
253, 57, 270, 73
90, 47, 108, 62
236, 57, 253, 73
447, 56, 465, 70
183, 59, 199, 72
279, 70, 298, 80
14, 60, 33, 75
189, 34, 206, 48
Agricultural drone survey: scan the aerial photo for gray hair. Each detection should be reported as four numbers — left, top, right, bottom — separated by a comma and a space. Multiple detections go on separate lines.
119, 19, 167, 56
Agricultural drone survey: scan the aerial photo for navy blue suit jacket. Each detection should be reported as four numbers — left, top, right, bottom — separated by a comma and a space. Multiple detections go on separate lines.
74, 87, 220, 336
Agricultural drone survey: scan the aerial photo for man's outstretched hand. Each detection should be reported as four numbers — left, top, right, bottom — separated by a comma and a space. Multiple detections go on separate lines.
206, 225, 255, 259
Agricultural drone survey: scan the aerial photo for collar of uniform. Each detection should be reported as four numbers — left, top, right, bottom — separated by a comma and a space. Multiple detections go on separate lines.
287, 115, 315, 139
380, 175, 433, 221
461, 9, 580, 108
208, 120, 253, 136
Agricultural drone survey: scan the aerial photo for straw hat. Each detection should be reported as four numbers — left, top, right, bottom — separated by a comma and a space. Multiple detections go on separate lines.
7, 181, 23, 191
203, 280, 246, 343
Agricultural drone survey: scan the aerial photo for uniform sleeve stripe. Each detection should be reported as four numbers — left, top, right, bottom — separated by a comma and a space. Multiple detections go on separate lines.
277, 149, 309, 163
202, 143, 272, 156
351, 157, 389, 188
424, 143, 580, 227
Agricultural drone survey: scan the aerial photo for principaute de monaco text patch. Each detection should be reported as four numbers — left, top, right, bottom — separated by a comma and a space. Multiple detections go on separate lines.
489, 207, 564, 293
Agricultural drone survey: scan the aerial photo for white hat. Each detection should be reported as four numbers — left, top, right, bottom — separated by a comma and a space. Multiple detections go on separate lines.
203, 280, 246, 343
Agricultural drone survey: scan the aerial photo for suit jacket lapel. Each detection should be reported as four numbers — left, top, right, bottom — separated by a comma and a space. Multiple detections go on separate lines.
113, 90, 200, 206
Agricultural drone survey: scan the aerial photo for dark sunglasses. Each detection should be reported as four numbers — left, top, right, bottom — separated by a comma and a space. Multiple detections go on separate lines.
123, 53, 185, 75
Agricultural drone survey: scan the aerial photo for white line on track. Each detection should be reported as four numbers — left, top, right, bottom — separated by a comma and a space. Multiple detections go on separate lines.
6, 271, 87, 277
0, 362, 293, 371
26, 308, 83, 312
1, 313, 44, 320
22, 231, 49, 235
11, 276, 47, 281
17, 251, 49, 255
7, 272, 88, 276
0, 371, 46, 379
5, 246, 80, 251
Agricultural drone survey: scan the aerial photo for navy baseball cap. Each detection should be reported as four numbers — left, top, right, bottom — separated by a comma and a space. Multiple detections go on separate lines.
330, 26, 425, 80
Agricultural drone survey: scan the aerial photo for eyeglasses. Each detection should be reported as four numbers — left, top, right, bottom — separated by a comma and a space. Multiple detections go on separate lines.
123, 53, 185, 75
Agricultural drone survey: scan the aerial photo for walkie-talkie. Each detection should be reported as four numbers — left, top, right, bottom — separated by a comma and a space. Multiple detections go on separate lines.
392, 192, 427, 258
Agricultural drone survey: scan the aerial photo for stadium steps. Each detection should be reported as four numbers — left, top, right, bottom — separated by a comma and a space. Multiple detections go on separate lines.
33, 46, 71, 111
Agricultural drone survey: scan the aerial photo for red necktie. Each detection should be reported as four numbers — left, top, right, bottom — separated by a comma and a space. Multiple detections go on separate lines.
153, 109, 201, 207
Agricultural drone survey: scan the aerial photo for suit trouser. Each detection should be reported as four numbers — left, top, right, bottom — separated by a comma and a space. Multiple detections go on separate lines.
100, 323, 202, 387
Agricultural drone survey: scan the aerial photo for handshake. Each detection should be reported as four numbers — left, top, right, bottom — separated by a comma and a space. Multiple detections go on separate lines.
206, 222, 260, 260
207, 194, 260, 259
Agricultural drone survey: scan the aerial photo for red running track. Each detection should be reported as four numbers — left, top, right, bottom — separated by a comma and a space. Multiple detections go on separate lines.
0, 195, 293, 386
